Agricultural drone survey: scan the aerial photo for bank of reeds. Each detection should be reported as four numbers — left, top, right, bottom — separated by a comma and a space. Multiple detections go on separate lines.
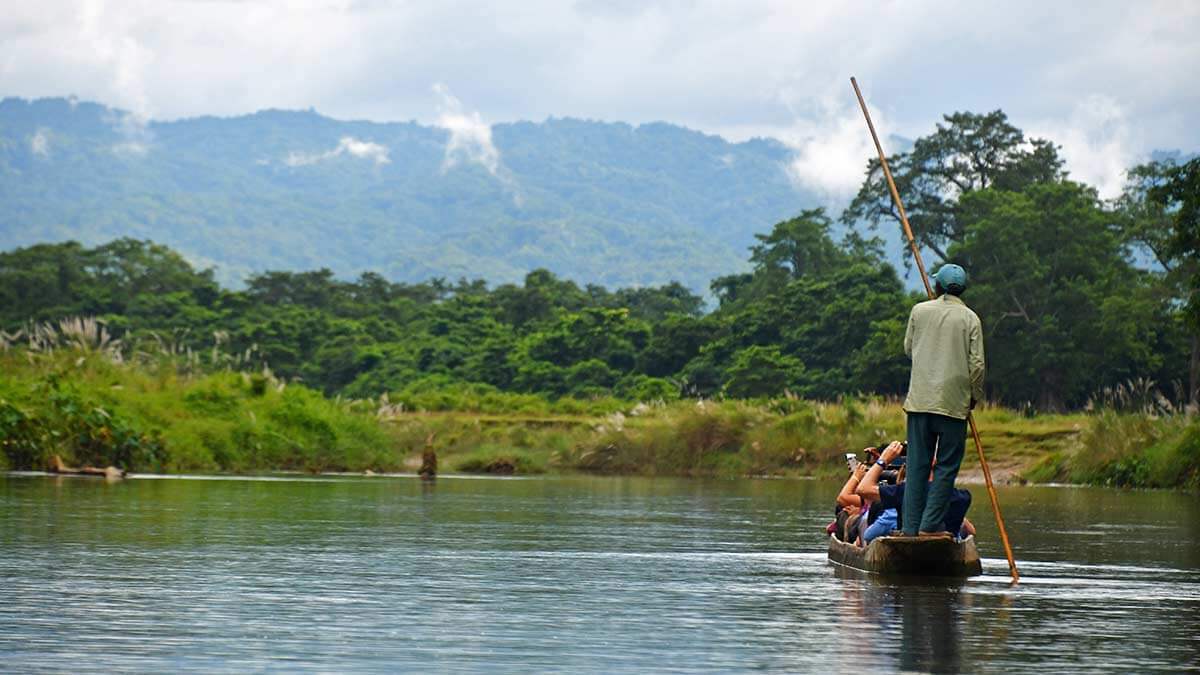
1022, 379, 1199, 489
377, 398, 1098, 481
1, 322, 1194, 487
555, 397, 892, 476
0, 323, 394, 473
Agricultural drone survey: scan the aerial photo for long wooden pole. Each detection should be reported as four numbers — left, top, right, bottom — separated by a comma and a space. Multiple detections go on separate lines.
850, 76, 1019, 583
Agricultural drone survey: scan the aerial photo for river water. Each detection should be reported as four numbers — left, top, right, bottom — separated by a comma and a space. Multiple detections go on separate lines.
1, 473, 1197, 673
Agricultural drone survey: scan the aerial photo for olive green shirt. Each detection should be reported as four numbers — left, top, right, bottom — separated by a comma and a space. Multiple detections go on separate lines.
903, 294, 985, 420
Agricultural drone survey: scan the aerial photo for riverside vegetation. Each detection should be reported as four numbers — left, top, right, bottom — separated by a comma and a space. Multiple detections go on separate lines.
1, 111, 1197, 488
1, 325, 1195, 488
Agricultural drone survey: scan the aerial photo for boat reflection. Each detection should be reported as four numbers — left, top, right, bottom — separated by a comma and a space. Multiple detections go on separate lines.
832, 566, 986, 673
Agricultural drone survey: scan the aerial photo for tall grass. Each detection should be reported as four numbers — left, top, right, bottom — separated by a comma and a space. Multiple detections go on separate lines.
0, 338, 395, 473
1022, 378, 1199, 489
2, 320, 1194, 487
554, 397, 904, 476
377, 377, 630, 417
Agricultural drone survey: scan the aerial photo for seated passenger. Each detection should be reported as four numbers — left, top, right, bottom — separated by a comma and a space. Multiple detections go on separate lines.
846, 460, 880, 545
829, 462, 867, 541
837, 462, 868, 509
835, 503, 861, 542
959, 517, 976, 539
862, 506, 898, 544
856, 441, 973, 539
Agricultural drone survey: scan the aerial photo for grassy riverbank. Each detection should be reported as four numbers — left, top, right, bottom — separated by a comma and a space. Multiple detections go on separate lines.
0, 350, 394, 473
380, 402, 1095, 483
1, 348, 1196, 488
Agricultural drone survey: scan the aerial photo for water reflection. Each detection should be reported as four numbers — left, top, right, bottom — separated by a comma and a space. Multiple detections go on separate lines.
831, 568, 973, 673
894, 584, 963, 673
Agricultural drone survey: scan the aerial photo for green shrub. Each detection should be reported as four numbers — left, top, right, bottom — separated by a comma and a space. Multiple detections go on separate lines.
1070, 411, 1194, 488
1020, 451, 1068, 484
183, 383, 240, 415
616, 374, 680, 403
453, 446, 546, 475
0, 399, 44, 470
0, 348, 394, 473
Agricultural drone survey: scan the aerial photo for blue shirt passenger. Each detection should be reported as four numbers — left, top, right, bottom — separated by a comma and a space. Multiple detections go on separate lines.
879, 483, 972, 538
862, 508, 898, 544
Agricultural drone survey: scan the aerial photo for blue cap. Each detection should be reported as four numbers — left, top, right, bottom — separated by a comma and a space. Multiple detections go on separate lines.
933, 264, 967, 292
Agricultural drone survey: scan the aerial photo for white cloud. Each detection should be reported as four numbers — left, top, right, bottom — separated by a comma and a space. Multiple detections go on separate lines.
1029, 95, 1139, 200
0, 2, 1195, 189
30, 128, 50, 157
283, 136, 391, 167
340, 137, 390, 164
433, 83, 501, 176
70, 0, 156, 154
779, 88, 890, 199
282, 152, 315, 167
432, 83, 522, 204
109, 110, 152, 156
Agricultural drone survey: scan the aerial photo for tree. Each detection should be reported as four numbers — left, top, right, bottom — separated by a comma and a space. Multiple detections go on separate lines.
722, 346, 805, 398
843, 110, 1064, 263
761, 261, 908, 398
682, 216, 909, 399
524, 308, 649, 373
307, 334, 383, 393
710, 272, 753, 309
491, 268, 588, 330
0, 239, 219, 327
1123, 157, 1200, 403
608, 281, 704, 321
954, 182, 1167, 409
749, 208, 843, 280
714, 207, 857, 313
84, 238, 220, 310
565, 359, 620, 396
245, 269, 343, 309
638, 314, 718, 377
0, 241, 90, 326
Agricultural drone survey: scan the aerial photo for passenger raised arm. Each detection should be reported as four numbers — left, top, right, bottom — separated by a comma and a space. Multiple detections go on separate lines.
856, 441, 904, 502
837, 461, 869, 508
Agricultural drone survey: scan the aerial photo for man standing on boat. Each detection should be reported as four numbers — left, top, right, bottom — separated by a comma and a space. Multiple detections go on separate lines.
901, 264, 984, 537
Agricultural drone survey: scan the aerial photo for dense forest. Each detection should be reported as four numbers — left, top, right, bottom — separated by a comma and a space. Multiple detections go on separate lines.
3, 110, 1196, 414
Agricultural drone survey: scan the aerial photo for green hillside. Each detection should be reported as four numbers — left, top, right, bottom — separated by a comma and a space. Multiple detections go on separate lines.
0, 97, 815, 290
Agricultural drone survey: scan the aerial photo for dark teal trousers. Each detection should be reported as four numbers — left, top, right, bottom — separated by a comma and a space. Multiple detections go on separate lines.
903, 412, 967, 535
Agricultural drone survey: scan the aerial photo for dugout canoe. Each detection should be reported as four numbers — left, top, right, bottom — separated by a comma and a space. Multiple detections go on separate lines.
827, 534, 982, 578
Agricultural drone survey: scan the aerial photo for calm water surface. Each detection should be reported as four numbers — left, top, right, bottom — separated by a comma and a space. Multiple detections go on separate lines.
1, 473, 1198, 673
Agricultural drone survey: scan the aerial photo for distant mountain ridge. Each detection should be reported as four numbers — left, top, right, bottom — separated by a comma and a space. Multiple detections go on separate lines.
0, 97, 822, 290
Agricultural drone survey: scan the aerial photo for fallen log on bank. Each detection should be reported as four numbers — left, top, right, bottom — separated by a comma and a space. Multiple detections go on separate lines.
49, 454, 127, 479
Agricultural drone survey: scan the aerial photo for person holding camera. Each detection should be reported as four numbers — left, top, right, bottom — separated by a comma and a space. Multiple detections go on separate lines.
829, 460, 870, 543
901, 264, 985, 537
854, 441, 903, 543
829, 444, 890, 544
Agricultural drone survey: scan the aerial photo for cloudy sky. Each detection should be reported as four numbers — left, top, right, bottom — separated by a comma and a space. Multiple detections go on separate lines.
3, 0, 1198, 198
